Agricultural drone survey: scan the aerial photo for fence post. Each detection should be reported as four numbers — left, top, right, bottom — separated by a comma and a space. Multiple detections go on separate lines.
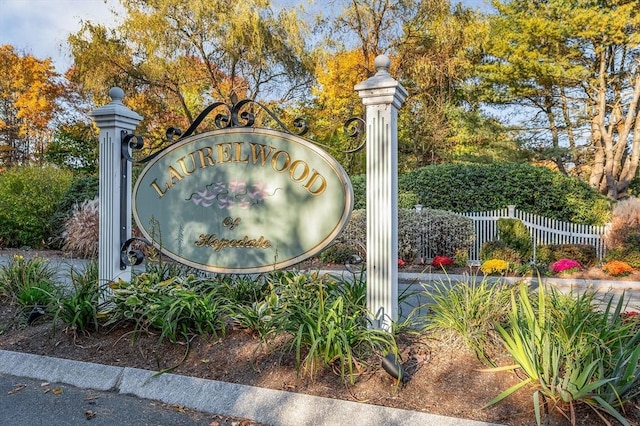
91, 87, 143, 289
355, 55, 408, 330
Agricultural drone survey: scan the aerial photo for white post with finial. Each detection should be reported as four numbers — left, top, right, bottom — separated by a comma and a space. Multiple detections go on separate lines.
355, 55, 408, 330
91, 88, 143, 288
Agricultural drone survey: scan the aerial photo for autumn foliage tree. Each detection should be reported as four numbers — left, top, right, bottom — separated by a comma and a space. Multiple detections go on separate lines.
0, 45, 63, 167
67, 0, 316, 150
304, 50, 369, 175
316, 0, 519, 172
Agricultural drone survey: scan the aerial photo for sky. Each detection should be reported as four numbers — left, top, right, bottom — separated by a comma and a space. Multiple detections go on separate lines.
0, 0, 122, 72
1, 0, 490, 74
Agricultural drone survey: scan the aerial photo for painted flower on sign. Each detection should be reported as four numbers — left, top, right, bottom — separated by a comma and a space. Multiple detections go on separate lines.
187, 181, 279, 210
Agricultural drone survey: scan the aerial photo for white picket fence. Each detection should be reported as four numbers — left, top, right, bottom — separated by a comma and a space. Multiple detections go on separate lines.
460, 205, 609, 263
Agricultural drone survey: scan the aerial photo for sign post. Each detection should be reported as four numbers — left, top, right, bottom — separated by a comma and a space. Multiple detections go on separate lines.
91, 87, 143, 287
355, 55, 407, 330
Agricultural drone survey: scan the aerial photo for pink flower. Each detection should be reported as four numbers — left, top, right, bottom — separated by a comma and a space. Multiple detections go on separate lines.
398, 259, 406, 267
551, 258, 582, 274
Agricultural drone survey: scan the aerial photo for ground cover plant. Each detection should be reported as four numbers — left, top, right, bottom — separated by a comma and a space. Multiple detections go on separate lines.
1, 251, 639, 426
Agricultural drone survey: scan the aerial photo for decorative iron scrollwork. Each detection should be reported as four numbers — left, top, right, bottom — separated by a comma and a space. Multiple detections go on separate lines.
120, 237, 151, 270
121, 132, 144, 162
171, 99, 309, 141
343, 117, 366, 154
134, 100, 310, 164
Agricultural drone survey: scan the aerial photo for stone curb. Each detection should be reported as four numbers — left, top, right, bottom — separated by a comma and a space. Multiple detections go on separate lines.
0, 349, 502, 426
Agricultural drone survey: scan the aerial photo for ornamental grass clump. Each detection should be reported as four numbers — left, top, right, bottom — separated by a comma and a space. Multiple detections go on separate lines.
480, 259, 509, 275
62, 197, 99, 259
421, 276, 511, 365
0, 255, 58, 311
550, 258, 581, 274
602, 260, 634, 277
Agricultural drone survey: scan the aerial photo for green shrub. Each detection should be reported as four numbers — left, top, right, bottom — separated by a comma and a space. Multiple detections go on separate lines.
350, 174, 366, 210
342, 208, 474, 263
398, 190, 419, 208
48, 175, 98, 248
536, 244, 597, 267
318, 242, 357, 264
604, 247, 640, 268
0, 166, 74, 247
453, 248, 469, 267
479, 241, 522, 264
398, 209, 423, 262
339, 209, 366, 253
397, 163, 611, 225
419, 209, 474, 259
498, 219, 532, 262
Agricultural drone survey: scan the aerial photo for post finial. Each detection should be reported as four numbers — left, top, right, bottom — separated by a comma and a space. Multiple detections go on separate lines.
109, 87, 125, 104
374, 55, 391, 75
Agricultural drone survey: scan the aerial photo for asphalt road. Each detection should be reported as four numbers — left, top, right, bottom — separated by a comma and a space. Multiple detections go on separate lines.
0, 373, 223, 426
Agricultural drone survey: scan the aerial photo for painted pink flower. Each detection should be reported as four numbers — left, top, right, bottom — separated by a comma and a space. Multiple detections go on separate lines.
228, 180, 246, 194
248, 182, 267, 200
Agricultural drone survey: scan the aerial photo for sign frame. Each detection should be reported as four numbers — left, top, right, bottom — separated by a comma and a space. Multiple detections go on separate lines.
132, 127, 354, 274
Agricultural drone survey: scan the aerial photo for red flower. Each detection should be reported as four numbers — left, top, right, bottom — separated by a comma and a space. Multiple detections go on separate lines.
432, 256, 454, 268
398, 259, 406, 267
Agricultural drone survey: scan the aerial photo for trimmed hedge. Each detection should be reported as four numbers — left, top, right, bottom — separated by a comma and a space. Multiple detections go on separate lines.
351, 163, 612, 225
0, 166, 73, 247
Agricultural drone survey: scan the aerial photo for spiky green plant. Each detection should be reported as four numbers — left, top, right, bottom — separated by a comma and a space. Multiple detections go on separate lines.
484, 283, 640, 426
54, 261, 105, 332
420, 275, 512, 365
266, 270, 398, 383
0, 255, 58, 311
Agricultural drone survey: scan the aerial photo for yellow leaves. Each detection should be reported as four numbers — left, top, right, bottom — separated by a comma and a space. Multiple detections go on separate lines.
0, 45, 63, 165
313, 49, 368, 117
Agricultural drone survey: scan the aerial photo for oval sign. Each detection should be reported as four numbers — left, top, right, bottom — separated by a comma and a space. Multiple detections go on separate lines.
133, 128, 353, 273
